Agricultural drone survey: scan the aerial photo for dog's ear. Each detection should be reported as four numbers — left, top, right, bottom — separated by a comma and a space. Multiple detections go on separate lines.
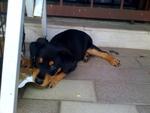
36, 38, 49, 47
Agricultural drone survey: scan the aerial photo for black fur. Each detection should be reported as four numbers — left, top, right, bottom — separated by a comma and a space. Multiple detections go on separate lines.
30, 29, 97, 84
30, 37, 49, 67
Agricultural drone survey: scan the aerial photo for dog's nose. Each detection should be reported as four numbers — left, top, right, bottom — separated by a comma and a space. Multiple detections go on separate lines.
35, 77, 43, 84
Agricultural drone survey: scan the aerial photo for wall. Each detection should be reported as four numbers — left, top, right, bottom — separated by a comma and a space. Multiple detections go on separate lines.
25, 23, 150, 50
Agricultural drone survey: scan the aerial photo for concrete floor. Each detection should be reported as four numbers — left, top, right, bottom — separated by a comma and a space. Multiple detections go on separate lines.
17, 47, 150, 113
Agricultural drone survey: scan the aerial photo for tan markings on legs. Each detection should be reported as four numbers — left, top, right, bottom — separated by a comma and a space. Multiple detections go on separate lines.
49, 72, 66, 88
86, 48, 120, 67
40, 74, 52, 87
39, 70, 63, 88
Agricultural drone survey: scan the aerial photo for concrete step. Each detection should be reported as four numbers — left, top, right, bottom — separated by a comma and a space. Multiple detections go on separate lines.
17, 99, 59, 113
136, 105, 150, 113
17, 99, 150, 113
95, 80, 150, 105
24, 17, 150, 50
22, 80, 96, 102
60, 101, 139, 113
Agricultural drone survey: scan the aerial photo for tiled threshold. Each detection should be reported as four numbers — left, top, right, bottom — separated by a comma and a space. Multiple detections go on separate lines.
22, 80, 96, 102
60, 101, 138, 113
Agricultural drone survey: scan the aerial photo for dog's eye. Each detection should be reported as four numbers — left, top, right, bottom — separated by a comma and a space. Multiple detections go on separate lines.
49, 61, 54, 66
49, 65, 57, 71
48, 65, 58, 75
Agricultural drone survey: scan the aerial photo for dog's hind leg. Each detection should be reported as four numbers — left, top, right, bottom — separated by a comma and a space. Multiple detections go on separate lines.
86, 47, 120, 67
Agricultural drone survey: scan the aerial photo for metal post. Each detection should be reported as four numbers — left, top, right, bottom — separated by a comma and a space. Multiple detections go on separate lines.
34, 0, 44, 17
0, 0, 25, 113
145, 0, 150, 10
25, 0, 34, 17
120, 0, 124, 10
90, 0, 94, 8
60, 0, 63, 6
41, 0, 47, 37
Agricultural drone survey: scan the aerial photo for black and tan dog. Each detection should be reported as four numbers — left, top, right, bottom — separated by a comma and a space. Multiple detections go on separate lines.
27, 29, 120, 88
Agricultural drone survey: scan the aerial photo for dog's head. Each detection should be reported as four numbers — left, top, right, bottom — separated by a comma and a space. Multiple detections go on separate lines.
32, 44, 77, 87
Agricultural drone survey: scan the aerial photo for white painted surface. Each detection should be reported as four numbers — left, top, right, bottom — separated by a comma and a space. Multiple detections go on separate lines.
24, 24, 150, 50
0, 0, 25, 113
25, 0, 34, 17
23, 80, 96, 102
41, 0, 47, 37
61, 101, 139, 113
34, 0, 44, 17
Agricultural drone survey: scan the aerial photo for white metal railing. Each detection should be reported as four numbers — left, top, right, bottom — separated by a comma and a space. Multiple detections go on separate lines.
0, 0, 47, 113
0, 0, 25, 113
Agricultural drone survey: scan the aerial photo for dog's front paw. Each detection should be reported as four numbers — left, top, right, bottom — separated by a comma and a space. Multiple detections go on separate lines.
49, 73, 65, 88
110, 58, 120, 67
49, 78, 59, 88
